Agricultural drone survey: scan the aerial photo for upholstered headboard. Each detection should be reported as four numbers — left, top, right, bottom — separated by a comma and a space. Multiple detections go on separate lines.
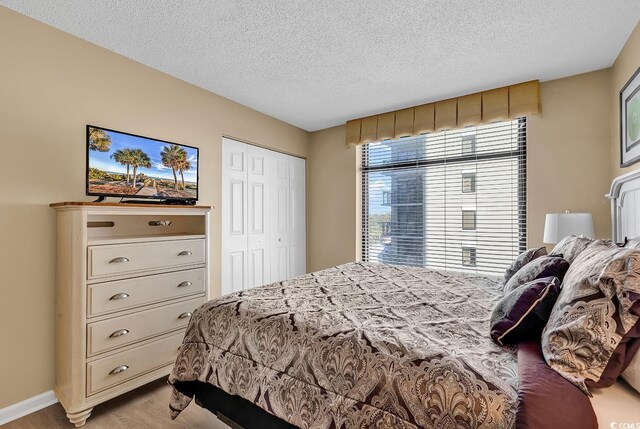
607, 167, 640, 243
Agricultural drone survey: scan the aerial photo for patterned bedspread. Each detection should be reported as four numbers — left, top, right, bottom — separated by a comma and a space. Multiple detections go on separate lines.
169, 262, 518, 428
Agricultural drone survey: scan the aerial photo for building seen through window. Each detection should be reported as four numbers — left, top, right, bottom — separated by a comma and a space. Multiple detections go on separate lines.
361, 119, 526, 275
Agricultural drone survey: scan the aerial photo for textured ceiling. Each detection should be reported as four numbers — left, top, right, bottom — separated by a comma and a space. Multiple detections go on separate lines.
2, 1, 639, 131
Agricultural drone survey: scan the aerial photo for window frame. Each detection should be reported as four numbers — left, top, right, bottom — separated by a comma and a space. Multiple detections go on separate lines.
382, 191, 390, 205
461, 172, 476, 193
461, 134, 476, 155
462, 247, 477, 267
461, 209, 477, 231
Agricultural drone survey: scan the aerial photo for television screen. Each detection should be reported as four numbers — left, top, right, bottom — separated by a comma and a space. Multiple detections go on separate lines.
86, 125, 198, 201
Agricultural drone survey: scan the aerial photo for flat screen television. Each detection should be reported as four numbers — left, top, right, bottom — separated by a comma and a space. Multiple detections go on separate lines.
86, 125, 199, 203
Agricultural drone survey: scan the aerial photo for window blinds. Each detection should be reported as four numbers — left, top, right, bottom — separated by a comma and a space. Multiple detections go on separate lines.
361, 118, 526, 276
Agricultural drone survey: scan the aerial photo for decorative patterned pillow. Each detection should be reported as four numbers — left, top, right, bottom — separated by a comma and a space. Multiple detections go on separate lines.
549, 235, 594, 264
542, 240, 640, 394
503, 255, 569, 294
504, 247, 548, 283
490, 277, 560, 346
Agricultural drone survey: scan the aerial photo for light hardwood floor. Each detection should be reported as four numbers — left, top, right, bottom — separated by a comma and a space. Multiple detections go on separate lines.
3, 378, 229, 429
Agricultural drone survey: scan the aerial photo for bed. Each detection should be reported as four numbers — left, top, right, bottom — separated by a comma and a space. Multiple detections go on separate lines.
169, 168, 640, 428
170, 263, 518, 428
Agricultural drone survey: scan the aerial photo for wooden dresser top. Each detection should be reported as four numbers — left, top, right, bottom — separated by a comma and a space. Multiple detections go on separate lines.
50, 201, 213, 209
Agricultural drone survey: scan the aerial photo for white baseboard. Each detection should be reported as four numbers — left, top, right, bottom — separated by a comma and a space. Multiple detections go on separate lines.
0, 391, 58, 425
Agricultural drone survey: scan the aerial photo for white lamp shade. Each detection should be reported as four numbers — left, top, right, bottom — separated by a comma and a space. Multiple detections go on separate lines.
543, 213, 594, 244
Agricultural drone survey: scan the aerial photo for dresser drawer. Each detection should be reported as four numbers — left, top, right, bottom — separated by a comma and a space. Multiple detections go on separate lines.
87, 297, 203, 356
87, 269, 205, 317
87, 332, 184, 396
88, 239, 205, 280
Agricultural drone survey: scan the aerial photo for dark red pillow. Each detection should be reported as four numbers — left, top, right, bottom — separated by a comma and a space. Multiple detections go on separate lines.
517, 341, 597, 429
490, 277, 561, 346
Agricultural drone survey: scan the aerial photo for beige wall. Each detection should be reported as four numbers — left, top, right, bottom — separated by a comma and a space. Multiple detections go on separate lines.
611, 22, 640, 179
0, 7, 309, 408
307, 70, 614, 271
527, 69, 612, 248
307, 126, 356, 271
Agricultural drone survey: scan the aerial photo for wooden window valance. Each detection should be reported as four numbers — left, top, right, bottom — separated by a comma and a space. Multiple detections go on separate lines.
345, 80, 540, 146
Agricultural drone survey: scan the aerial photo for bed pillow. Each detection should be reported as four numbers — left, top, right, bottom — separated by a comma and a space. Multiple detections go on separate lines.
549, 235, 594, 264
625, 238, 640, 249
589, 304, 640, 389
490, 276, 560, 346
542, 240, 640, 394
503, 255, 569, 294
517, 341, 598, 429
504, 247, 547, 283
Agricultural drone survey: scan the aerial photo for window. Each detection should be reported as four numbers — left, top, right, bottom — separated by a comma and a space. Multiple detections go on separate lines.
462, 247, 477, 267
462, 172, 476, 193
462, 210, 476, 230
382, 191, 390, 205
361, 118, 526, 275
462, 135, 476, 155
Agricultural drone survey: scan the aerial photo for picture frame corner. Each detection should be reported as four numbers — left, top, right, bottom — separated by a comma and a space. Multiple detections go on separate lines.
619, 65, 640, 168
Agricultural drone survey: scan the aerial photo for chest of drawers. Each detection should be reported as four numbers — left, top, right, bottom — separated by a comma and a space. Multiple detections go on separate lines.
50, 202, 211, 427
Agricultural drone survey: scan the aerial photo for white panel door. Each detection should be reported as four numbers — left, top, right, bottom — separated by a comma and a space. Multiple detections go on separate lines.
247, 145, 271, 288
270, 151, 290, 282
222, 138, 306, 295
289, 156, 306, 277
221, 138, 248, 295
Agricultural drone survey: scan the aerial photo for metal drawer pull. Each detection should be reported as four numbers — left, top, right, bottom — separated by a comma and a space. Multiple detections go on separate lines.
109, 365, 129, 375
178, 281, 192, 288
148, 220, 172, 227
109, 257, 130, 264
109, 293, 129, 301
178, 251, 192, 256
110, 329, 129, 338
178, 312, 193, 319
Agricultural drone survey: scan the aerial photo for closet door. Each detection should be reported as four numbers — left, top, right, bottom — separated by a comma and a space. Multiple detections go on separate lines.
270, 151, 290, 282
289, 156, 306, 277
222, 138, 306, 295
247, 145, 271, 288
221, 138, 248, 295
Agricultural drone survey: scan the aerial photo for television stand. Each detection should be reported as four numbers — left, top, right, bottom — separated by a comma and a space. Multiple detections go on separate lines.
120, 199, 196, 206
92, 196, 106, 203
49, 202, 210, 427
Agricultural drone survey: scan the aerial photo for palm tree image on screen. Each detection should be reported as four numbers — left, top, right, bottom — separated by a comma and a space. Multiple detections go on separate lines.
161, 144, 189, 190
